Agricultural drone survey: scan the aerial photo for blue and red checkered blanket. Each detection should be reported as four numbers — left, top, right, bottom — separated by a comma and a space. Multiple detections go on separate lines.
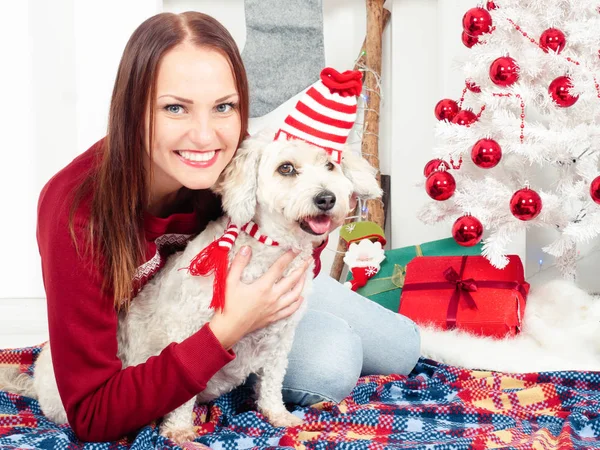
1, 344, 600, 449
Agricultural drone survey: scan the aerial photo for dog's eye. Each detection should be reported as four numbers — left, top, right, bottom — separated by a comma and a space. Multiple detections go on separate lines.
278, 163, 296, 176
326, 162, 335, 171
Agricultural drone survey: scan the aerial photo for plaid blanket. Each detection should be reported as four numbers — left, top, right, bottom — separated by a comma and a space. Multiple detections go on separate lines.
1, 345, 599, 449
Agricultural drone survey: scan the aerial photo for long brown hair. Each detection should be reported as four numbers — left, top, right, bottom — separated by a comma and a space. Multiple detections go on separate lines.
70, 12, 249, 310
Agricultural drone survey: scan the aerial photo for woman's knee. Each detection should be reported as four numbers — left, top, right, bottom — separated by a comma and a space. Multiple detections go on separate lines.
391, 315, 421, 375
283, 310, 363, 406
308, 274, 421, 377
361, 313, 421, 377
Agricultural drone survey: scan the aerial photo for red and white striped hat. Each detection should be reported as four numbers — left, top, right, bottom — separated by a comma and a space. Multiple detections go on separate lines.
274, 67, 363, 164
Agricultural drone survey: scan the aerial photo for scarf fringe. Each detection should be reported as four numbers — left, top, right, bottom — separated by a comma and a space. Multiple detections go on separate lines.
187, 239, 230, 312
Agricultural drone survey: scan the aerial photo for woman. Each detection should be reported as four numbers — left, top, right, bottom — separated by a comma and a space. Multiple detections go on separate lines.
35, 11, 420, 442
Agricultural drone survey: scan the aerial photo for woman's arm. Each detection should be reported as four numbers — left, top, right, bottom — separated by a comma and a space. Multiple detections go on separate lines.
37, 182, 235, 442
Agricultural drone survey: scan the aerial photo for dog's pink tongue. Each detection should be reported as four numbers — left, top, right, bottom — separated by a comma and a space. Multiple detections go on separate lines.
306, 215, 332, 234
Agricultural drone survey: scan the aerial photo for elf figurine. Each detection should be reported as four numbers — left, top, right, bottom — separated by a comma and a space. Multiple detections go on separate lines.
343, 239, 386, 291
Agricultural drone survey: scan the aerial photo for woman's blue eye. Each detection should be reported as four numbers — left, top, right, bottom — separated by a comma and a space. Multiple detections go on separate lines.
216, 102, 235, 113
165, 104, 184, 114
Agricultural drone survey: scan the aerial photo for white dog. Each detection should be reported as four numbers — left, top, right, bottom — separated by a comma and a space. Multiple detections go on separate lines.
0, 135, 382, 443
419, 279, 600, 373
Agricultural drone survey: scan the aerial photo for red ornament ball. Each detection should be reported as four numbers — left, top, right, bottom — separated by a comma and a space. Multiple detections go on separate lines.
426, 170, 456, 201
489, 56, 519, 86
486, 1, 498, 10
452, 215, 484, 247
591, 176, 600, 204
423, 159, 450, 177
435, 99, 460, 122
466, 80, 481, 93
549, 76, 579, 107
452, 109, 478, 126
471, 138, 502, 168
510, 188, 542, 221
462, 31, 480, 48
462, 7, 493, 36
539, 28, 566, 54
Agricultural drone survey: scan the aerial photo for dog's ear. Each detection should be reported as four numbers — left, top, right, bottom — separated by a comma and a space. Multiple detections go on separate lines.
213, 140, 261, 224
340, 150, 383, 199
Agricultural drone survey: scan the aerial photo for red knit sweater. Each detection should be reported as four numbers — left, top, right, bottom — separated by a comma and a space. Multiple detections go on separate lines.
36, 139, 326, 442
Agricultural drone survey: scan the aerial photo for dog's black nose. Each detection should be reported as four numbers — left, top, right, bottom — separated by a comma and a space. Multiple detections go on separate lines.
314, 191, 336, 211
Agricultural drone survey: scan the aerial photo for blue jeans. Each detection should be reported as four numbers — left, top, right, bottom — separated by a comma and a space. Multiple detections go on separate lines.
280, 273, 421, 406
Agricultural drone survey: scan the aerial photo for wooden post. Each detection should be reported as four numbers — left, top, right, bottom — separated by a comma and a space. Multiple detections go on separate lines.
329, 3, 390, 281
362, 0, 387, 227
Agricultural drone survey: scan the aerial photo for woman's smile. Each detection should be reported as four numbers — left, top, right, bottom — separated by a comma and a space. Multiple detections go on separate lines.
174, 149, 221, 168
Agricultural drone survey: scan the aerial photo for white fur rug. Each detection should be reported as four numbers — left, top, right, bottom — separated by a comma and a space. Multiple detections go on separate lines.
419, 279, 600, 373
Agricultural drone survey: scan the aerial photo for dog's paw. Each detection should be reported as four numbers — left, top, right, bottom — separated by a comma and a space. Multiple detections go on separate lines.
160, 425, 197, 444
262, 409, 303, 428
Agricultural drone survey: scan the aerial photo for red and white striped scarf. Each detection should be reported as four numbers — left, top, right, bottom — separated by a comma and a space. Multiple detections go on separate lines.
186, 221, 279, 311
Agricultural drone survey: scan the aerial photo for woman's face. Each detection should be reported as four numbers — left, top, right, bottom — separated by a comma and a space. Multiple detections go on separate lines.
145, 43, 241, 202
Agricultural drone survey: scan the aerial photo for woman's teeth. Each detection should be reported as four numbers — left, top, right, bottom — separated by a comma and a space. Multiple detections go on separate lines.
177, 150, 216, 162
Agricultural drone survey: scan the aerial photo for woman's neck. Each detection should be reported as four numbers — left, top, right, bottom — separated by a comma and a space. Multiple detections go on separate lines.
147, 188, 192, 218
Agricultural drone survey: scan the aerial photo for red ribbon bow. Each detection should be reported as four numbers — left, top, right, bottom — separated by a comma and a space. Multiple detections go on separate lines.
442, 257, 478, 329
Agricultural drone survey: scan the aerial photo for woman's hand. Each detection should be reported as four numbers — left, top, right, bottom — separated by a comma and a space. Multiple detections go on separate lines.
209, 247, 310, 349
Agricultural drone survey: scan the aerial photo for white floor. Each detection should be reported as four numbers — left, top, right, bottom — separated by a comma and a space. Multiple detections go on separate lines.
0, 298, 48, 349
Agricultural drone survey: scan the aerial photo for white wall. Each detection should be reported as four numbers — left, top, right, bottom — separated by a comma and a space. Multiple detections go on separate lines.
2, 0, 595, 348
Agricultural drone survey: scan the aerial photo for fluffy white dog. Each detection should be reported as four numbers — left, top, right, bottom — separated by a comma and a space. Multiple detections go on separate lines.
0, 135, 381, 443
420, 279, 600, 373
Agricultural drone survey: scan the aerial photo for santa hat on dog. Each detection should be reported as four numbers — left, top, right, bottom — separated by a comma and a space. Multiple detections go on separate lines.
274, 67, 363, 163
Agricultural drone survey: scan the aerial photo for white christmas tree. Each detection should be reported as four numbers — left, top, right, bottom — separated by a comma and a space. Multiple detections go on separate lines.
419, 0, 600, 280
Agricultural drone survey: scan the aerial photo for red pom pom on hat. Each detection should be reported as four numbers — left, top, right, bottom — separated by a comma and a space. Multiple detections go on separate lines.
320, 67, 363, 97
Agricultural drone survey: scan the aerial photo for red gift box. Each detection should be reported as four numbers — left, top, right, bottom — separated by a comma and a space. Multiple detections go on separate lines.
399, 255, 530, 338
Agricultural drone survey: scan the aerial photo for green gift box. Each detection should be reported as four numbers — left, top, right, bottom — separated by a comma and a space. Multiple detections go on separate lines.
346, 237, 483, 312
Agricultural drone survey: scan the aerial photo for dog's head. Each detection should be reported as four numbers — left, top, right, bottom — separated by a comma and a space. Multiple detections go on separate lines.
213, 133, 382, 247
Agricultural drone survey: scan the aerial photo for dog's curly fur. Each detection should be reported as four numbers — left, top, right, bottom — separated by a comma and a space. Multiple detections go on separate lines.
7, 134, 382, 443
